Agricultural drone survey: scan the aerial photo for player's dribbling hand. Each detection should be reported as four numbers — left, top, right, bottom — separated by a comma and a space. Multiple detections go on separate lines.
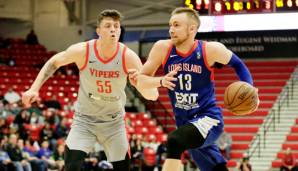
161, 66, 180, 90
22, 89, 39, 108
127, 68, 138, 87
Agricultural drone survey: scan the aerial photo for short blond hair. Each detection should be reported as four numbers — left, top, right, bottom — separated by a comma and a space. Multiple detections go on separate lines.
171, 7, 200, 28
97, 9, 123, 26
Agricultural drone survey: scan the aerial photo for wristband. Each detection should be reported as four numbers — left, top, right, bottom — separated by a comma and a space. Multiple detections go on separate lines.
160, 78, 163, 87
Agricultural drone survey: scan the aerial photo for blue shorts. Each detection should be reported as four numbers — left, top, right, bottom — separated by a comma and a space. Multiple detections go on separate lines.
187, 115, 226, 171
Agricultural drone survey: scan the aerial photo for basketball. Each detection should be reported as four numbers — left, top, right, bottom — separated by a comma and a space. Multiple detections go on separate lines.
224, 81, 259, 116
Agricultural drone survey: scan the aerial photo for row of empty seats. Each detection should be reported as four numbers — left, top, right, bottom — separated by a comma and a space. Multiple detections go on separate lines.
126, 112, 167, 143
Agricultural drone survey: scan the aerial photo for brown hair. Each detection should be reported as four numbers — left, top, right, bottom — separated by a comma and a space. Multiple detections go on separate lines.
97, 9, 123, 26
171, 7, 200, 28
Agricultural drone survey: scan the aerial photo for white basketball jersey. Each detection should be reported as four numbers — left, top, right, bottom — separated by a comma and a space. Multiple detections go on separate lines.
75, 39, 128, 121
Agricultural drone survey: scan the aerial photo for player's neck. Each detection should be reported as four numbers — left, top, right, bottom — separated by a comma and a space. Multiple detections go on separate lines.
97, 39, 118, 60
175, 39, 196, 55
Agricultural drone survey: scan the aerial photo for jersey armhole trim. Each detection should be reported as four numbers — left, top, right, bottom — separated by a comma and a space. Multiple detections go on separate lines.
162, 43, 173, 68
202, 41, 214, 81
122, 45, 128, 75
79, 41, 89, 71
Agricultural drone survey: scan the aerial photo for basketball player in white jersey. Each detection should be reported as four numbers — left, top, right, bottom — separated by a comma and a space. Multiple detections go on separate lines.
22, 9, 158, 171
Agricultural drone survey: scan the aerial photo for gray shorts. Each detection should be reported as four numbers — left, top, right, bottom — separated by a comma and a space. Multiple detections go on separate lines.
66, 113, 129, 162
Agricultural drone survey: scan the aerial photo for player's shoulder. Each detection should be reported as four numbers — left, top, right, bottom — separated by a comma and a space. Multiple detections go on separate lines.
154, 39, 172, 50
63, 41, 90, 64
147, 40, 172, 59
204, 41, 232, 65
66, 41, 88, 54
119, 42, 137, 57
205, 41, 227, 52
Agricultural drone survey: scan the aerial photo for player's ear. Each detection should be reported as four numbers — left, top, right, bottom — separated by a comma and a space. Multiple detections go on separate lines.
96, 27, 100, 36
189, 24, 196, 34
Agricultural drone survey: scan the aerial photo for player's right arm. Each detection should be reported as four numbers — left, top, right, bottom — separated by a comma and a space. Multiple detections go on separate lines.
138, 40, 179, 90
205, 42, 253, 85
22, 42, 85, 107
206, 41, 259, 110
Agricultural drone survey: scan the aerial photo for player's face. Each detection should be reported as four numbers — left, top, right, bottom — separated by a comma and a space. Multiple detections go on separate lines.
97, 17, 121, 43
169, 13, 190, 45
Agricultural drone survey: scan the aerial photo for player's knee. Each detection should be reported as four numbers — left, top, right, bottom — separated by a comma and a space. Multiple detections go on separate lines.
64, 145, 87, 171
166, 132, 186, 159
167, 132, 181, 147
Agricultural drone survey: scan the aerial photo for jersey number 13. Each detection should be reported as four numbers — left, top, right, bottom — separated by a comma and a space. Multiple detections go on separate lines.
178, 74, 192, 91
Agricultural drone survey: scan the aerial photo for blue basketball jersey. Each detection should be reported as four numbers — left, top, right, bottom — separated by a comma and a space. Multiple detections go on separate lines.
163, 40, 222, 127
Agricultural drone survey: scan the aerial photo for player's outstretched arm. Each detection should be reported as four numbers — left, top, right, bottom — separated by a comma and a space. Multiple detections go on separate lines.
22, 43, 85, 107
206, 41, 259, 109
206, 41, 253, 85
125, 47, 159, 101
138, 40, 178, 90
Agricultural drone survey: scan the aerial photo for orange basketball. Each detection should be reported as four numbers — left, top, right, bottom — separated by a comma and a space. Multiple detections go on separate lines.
224, 81, 259, 116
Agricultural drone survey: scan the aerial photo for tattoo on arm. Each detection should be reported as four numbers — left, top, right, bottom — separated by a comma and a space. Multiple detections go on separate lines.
41, 62, 58, 84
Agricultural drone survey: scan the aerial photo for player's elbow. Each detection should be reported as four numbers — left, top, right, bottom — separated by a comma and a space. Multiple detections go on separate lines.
141, 89, 159, 101
146, 95, 159, 101
148, 92, 159, 101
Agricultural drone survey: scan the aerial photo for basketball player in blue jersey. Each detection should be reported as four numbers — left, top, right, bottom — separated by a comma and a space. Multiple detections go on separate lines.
138, 7, 259, 171
22, 9, 158, 171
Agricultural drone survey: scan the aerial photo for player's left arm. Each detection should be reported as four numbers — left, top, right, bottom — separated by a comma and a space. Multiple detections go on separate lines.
205, 42, 254, 86
124, 47, 159, 101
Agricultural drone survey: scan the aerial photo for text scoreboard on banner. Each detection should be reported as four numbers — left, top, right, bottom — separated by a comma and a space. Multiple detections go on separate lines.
184, 0, 298, 15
